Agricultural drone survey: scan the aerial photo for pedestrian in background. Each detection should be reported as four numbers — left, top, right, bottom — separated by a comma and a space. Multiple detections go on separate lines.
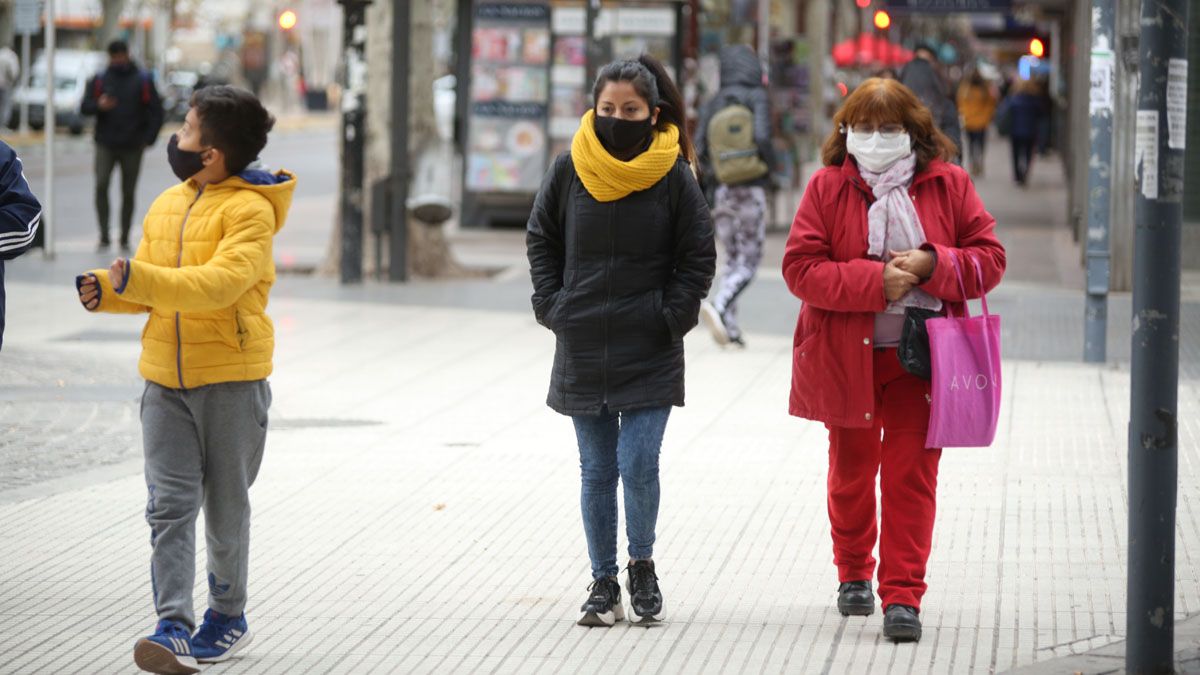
0, 45, 20, 130
1004, 78, 1045, 186
900, 44, 962, 159
956, 68, 997, 176
782, 78, 1005, 642
0, 139, 43, 351
75, 86, 292, 675
527, 54, 715, 628
695, 44, 774, 348
80, 40, 164, 252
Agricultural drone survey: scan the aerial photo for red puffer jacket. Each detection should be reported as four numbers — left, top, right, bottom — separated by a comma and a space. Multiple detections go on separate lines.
782, 158, 1006, 429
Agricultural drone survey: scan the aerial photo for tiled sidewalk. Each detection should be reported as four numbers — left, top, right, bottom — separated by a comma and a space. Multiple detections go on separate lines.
2, 281, 1198, 674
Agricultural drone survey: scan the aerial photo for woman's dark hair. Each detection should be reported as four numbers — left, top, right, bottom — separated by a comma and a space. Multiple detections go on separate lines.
591, 54, 694, 163
189, 85, 276, 175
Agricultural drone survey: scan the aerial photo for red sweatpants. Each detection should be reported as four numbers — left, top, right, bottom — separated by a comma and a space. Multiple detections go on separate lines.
826, 348, 942, 610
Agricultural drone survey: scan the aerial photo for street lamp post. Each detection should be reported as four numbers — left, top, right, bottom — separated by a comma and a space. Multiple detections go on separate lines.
1127, 0, 1190, 671
337, 0, 371, 284
1082, 0, 1114, 363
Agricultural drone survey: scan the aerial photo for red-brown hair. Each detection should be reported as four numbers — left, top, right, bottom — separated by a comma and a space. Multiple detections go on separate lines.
821, 77, 958, 172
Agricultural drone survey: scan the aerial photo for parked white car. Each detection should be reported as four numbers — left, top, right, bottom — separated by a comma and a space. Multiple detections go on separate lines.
11, 50, 109, 135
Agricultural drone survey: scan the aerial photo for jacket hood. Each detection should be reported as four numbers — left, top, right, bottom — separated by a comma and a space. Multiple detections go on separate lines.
211, 169, 296, 233
899, 58, 947, 104
719, 45, 763, 89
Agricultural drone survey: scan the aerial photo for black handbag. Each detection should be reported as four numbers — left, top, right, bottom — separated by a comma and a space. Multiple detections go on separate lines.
897, 307, 940, 380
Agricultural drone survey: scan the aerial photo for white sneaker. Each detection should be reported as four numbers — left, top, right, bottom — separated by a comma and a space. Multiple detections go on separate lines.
699, 301, 730, 345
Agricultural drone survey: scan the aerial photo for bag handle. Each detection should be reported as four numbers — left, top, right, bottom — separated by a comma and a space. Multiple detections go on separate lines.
947, 250, 990, 317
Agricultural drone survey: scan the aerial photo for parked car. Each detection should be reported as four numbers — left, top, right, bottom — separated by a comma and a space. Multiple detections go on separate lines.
162, 69, 200, 123
10, 50, 109, 135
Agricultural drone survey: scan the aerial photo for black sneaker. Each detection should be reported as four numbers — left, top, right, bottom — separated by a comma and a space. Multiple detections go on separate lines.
577, 576, 624, 627
882, 604, 922, 642
626, 560, 663, 625
837, 580, 874, 616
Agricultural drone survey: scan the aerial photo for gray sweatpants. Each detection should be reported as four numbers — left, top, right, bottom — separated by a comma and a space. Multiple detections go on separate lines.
141, 380, 271, 630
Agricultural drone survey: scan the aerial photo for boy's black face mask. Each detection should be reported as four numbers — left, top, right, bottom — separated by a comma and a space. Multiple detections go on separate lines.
594, 114, 654, 154
167, 133, 209, 182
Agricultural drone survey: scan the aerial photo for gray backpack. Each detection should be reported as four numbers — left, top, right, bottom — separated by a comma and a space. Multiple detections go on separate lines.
707, 100, 769, 185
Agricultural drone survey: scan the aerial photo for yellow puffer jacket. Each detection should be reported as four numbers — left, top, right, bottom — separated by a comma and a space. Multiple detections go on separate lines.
956, 82, 997, 132
90, 170, 296, 389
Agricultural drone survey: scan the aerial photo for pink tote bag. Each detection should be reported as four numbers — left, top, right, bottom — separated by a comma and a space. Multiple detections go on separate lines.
925, 253, 1002, 448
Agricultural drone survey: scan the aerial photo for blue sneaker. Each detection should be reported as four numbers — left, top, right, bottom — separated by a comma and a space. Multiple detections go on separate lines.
191, 608, 254, 663
133, 620, 199, 674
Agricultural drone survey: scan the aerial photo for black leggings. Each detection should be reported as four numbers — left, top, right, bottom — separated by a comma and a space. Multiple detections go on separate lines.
1011, 137, 1034, 184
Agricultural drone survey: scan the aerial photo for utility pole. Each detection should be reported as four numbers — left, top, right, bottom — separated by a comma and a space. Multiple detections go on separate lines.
388, 0, 409, 282
1083, 0, 1114, 363
42, 0, 54, 260
337, 0, 370, 284
1127, 0, 1190, 671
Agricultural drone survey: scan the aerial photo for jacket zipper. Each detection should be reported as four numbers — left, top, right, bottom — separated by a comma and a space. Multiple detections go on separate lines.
174, 186, 205, 389
601, 201, 614, 406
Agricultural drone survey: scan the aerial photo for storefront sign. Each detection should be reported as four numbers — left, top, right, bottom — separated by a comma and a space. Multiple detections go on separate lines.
884, 0, 1013, 12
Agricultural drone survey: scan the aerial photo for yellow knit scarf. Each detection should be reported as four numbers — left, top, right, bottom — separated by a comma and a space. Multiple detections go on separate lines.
570, 109, 681, 202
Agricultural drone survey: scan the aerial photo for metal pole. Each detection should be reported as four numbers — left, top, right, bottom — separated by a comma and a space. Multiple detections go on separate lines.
337, 0, 369, 284
1083, 0, 1114, 363
42, 0, 53, 260
19, 31, 29, 136
1127, 0, 1190, 671
388, 0, 409, 282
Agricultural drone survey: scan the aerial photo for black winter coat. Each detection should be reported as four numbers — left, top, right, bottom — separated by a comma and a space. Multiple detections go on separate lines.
527, 153, 716, 416
80, 63, 164, 149
0, 141, 43, 351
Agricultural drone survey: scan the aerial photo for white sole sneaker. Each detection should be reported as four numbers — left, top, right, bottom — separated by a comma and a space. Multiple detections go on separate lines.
133, 639, 200, 675
577, 601, 625, 627
699, 301, 730, 345
629, 611, 663, 626
196, 628, 254, 663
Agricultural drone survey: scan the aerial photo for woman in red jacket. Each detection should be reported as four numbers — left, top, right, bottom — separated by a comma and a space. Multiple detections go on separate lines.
782, 78, 1005, 642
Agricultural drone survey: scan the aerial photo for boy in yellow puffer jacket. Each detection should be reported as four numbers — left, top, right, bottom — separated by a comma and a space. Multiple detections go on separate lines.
75, 86, 293, 675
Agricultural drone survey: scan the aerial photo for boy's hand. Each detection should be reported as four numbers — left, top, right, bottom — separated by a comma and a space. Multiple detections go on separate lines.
77, 273, 100, 311
109, 258, 127, 291
98, 94, 117, 112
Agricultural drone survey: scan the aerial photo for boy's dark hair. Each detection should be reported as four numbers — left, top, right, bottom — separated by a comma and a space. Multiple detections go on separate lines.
107, 40, 129, 56
189, 86, 276, 175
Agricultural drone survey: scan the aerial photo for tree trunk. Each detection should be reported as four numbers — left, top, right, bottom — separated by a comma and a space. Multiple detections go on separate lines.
98, 0, 125, 47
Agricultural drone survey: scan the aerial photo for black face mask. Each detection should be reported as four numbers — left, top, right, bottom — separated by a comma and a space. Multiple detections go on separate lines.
594, 114, 653, 155
167, 133, 209, 182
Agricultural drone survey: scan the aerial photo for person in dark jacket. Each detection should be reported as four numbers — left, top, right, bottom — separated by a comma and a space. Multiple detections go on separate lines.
694, 44, 774, 348
80, 40, 164, 252
899, 47, 961, 159
0, 140, 44, 350
526, 54, 715, 628
1005, 78, 1046, 186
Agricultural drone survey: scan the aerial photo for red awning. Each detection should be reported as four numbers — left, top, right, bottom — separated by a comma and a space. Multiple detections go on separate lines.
832, 33, 914, 68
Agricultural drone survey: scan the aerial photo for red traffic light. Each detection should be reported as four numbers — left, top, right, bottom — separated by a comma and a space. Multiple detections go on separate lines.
855, 0, 871, 7
874, 10, 891, 30
1028, 38, 1045, 57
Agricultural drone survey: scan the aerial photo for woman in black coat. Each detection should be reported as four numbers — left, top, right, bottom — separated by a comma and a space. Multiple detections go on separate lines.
526, 54, 715, 628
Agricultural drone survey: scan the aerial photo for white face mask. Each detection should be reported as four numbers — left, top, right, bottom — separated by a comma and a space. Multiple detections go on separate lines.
846, 130, 912, 173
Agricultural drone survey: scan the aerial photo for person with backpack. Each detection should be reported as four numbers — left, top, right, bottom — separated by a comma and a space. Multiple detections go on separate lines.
694, 44, 774, 347
526, 54, 715, 627
81, 40, 164, 252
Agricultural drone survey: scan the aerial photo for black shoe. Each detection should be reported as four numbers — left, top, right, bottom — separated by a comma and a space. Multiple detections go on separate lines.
728, 335, 747, 349
97, 239, 111, 252
577, 576, 624, 627
837, 580, 874, 616
882, 604, 922, 642
626, 560, 663, 625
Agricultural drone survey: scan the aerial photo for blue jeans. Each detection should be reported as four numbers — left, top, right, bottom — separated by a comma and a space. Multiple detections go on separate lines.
573, 406, 671, 580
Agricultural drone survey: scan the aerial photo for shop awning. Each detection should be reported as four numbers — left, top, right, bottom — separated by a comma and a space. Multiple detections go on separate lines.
831, 33, 914, 68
